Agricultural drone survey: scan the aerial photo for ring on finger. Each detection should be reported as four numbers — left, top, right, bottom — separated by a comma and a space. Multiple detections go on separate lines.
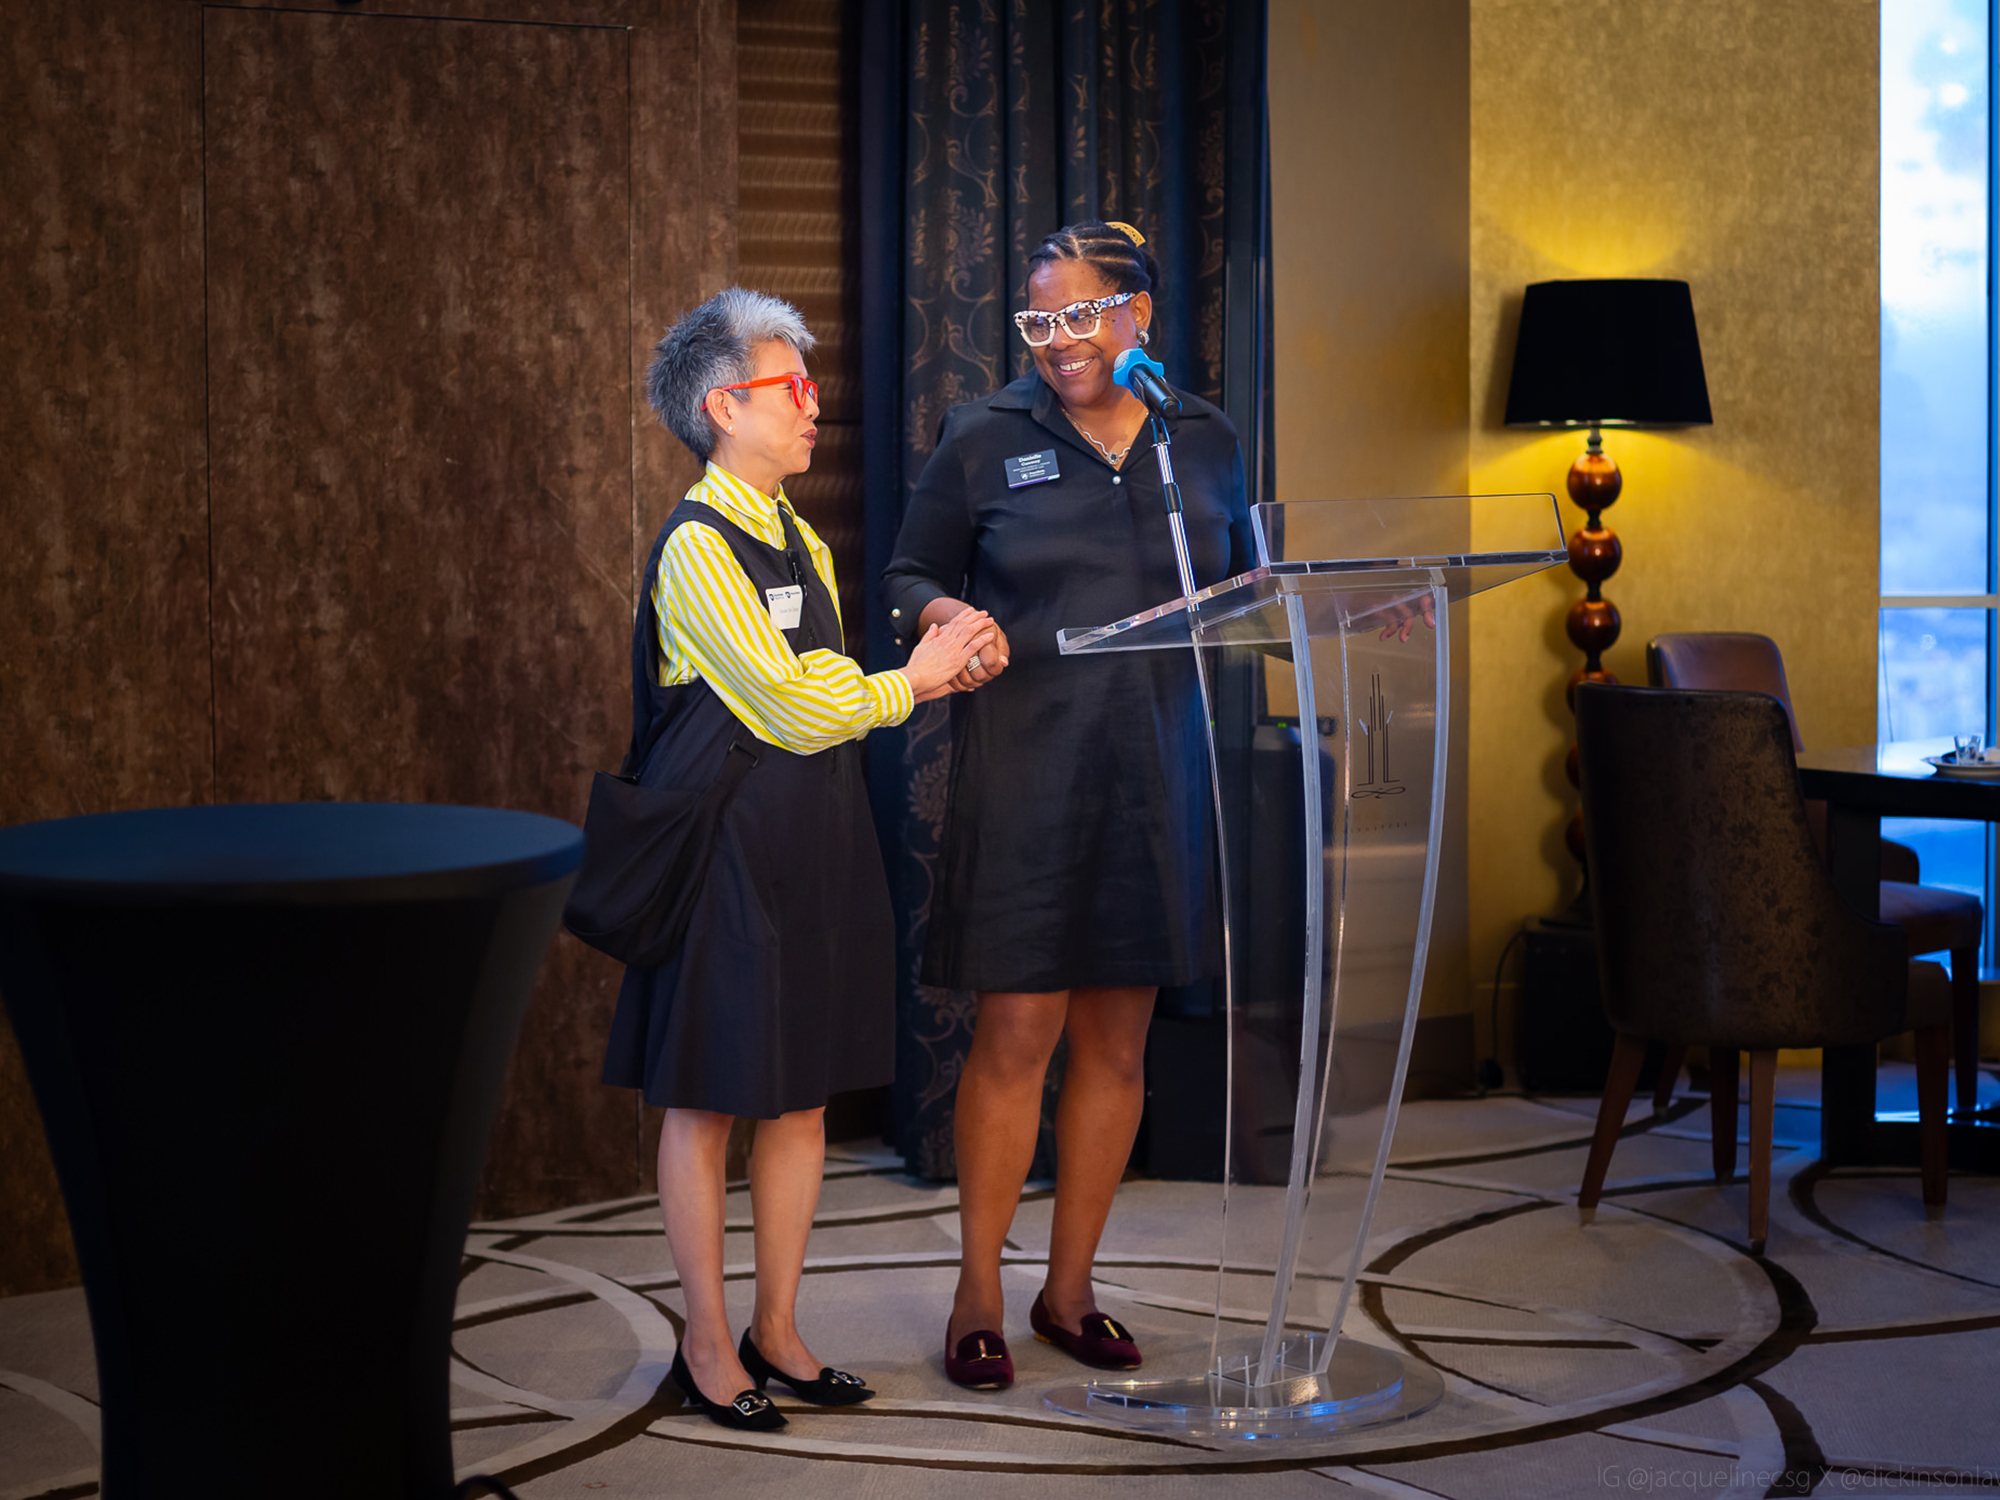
967, 656, 983, 674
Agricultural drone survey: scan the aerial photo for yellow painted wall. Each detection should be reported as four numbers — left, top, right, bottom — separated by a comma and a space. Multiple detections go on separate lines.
1270, 0, 1473, 503
1468, 0, 1882, 1071
1269, 0, 1474, 1028
1272, 0, 1882, 1072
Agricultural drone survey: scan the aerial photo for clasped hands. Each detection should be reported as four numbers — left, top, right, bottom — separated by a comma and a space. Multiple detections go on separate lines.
900, 603, 1012, 704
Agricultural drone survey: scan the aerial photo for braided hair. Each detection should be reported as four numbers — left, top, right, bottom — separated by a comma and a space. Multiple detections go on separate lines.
1026, 219, 1160, 300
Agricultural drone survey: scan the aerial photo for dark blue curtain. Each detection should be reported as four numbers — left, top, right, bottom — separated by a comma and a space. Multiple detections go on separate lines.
860, 0, 1271, 1180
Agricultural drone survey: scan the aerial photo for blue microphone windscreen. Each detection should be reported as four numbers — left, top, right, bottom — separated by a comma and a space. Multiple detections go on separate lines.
1113, 346, 1168, 393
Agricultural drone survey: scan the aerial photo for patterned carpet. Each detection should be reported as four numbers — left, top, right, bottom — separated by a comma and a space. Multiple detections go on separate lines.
4, 1068, 1999, 1498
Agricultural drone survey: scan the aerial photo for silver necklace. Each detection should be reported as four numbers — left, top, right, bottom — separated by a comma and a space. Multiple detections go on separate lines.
1064, 408, 1131, 467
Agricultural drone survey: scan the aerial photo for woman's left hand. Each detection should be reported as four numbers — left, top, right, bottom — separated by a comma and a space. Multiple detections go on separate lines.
952, 621, 1013, 691
1374, 593, 1438, 643
904, 609, 1000, 702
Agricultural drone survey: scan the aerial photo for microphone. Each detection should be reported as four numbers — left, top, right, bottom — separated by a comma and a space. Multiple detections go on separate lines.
1113, 346, 1181, 417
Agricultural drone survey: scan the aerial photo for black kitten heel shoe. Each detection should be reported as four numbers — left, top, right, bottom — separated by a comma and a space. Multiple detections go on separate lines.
670, 1345, 787, 1431
739, 1329, 876, 1406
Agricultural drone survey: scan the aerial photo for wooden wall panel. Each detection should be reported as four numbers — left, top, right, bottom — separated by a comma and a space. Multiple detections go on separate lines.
737, 0, 863, 649
201, 6, 641, 1216
0, 0, 210, 1297
203, 9, 631, 806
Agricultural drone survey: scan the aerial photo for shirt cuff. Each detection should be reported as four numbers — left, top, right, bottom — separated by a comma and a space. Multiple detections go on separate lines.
869, 666, 916, 726
884, 578, 951, 644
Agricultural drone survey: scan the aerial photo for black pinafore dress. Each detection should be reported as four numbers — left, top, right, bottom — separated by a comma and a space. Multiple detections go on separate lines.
600, 499, 895, 1118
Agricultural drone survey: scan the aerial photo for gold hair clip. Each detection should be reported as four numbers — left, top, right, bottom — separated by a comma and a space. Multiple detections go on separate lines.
1106, 220, 1146, 248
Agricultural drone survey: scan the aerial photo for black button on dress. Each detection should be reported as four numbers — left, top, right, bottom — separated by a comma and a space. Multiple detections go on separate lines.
883, 373, 1255, 994
602, 500, 895, 1117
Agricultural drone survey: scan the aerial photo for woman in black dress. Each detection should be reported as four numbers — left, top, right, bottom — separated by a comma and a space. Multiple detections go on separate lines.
604, 288, 995, 1429
883, 223, 1254, 1387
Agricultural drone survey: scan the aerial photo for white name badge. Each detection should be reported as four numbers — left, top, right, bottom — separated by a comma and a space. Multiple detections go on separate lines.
765, 584, 805, 631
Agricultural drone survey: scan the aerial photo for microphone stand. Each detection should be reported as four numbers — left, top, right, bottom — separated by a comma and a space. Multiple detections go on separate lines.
1149, 412, 1199, 599
1145, 408, 1241, 1375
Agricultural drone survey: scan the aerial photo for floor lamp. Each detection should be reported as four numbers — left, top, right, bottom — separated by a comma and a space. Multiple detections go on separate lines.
1503, 278, 1712, 925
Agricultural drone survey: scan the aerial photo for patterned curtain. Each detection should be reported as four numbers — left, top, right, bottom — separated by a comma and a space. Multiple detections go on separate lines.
859, 0, 1269, 1180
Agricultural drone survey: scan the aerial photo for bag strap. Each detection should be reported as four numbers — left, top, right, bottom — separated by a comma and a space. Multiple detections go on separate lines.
624, 513, 680, 773
625, 499, 777, 779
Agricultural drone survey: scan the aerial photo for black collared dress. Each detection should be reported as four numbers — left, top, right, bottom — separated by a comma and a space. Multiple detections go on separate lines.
882, 372, 1255, 994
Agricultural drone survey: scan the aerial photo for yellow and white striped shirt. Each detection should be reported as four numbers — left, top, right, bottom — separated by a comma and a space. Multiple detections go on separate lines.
654, 463, 914, 755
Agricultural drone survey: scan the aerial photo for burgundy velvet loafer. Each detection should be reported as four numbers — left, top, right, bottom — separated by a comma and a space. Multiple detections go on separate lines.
944, 1326, 1014, 1390
1029, 1291, 1141, 1370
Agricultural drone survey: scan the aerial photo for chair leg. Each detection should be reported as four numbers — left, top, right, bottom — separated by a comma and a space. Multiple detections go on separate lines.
1950, 948, 1980, 1115
1579, 1034, 1648, 1224
1915, 1023, 1950, 1216
1653, 1044, 1687, 1113
1747, 1050, 1776, 1256
1710, 1047, 1740, 1182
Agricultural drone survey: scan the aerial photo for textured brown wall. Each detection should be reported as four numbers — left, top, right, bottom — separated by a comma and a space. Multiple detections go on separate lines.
1, 0, 210, 1299
1, 0, 738, 1291
203, 8, 633, 808
1466, 0, 1880, 1074
202, 5, 643, 1221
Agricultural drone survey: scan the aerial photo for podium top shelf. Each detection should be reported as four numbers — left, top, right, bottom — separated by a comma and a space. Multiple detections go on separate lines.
1059, 493, 1566, 654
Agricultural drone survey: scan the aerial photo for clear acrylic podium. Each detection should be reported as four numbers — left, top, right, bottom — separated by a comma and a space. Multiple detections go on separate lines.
1049, 494, 1565, 1439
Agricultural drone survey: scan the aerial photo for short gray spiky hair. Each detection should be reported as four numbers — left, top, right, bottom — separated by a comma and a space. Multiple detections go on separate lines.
647, 287, 817, 459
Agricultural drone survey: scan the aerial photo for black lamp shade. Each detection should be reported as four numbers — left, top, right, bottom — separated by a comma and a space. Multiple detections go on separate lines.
1504, 279, 1712, 428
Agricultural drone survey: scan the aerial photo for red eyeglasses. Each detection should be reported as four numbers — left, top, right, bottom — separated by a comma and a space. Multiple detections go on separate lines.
713, 372, 819, 409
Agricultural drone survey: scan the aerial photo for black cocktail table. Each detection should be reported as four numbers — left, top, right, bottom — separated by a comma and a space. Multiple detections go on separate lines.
0, 803, 583, 1498
1796, 739, 2000, 1171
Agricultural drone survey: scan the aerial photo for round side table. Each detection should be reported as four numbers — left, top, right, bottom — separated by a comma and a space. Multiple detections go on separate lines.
0, 803, 583, 1498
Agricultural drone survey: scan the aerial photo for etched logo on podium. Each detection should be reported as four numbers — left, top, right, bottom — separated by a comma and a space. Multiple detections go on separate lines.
1353, 673, 1406, 799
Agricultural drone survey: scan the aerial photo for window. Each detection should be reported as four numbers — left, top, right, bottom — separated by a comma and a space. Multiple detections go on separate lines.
1880, 0, 1994, 936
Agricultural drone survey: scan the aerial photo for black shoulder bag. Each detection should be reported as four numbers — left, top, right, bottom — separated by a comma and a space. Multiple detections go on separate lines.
560, 728, 759, 968
561, 508, 763, 969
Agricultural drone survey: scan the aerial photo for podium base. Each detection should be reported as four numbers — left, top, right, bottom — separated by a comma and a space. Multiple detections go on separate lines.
1043, 1335, 1445, 1440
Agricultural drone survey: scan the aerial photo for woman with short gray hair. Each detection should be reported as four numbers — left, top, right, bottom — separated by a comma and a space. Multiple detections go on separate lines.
602, 287, 996, 1431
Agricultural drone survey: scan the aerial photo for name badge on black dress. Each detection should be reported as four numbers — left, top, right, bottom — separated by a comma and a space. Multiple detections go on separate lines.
1004, 449, 1060, 488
